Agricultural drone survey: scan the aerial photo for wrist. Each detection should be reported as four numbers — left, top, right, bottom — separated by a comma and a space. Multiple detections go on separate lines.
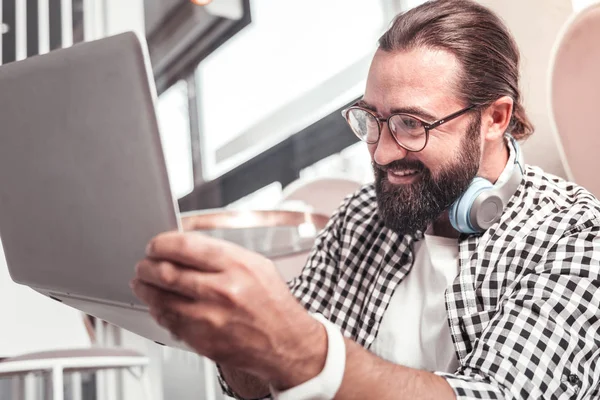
269, 314, 347, 400
268, 312, 328, 390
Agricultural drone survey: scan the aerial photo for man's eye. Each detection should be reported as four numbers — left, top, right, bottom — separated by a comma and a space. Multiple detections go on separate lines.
400, 117, 420, 130
366, 118, 378, 129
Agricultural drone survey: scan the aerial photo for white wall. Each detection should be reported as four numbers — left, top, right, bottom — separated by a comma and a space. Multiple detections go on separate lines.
395, 0, 574, 177
572, 0, 599, 11
104, 0, 146, 38
0, 241, 91, 358
0, 241, 91, 399
479, 0, 574, 178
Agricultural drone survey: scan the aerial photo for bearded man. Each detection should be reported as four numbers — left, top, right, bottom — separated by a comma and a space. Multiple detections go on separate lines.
131, 1, 600, 399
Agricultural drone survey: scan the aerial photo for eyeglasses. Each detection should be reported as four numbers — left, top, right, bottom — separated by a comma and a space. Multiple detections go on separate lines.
341, 104, 476, 152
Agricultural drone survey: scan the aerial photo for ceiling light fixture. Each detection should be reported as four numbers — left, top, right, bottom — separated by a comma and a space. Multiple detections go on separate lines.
190, 0, 213, 5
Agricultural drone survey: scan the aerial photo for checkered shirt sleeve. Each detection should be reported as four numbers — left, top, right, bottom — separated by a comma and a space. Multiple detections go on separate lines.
286, 192, 353, 315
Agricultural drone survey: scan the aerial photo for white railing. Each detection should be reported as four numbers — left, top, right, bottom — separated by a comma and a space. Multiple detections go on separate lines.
61, 0, 74, 47
0, 0, 102, 66
0, 0, 3, 64
38, 0, 49, 55
15, 0, 26, 60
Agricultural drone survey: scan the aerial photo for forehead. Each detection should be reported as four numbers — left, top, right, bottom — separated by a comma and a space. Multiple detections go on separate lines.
364, 47, 463, 116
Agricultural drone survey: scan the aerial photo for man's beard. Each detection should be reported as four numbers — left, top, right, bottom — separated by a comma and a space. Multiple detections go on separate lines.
374, 116, 481, 236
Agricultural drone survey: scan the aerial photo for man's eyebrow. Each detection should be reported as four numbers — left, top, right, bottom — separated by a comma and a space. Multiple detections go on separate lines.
356, 100, 437, 122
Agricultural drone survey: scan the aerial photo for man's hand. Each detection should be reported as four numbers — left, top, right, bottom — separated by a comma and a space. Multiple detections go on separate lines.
131, 231, 327, 388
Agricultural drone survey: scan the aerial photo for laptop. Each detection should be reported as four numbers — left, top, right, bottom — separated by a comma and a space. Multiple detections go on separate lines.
0, 32, 190, 350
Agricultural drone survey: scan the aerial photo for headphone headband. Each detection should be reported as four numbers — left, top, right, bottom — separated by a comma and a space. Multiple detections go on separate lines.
449, 136, 524, 234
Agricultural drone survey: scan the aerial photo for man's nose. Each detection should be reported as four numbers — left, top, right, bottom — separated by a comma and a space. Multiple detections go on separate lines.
372, 124, 409, 166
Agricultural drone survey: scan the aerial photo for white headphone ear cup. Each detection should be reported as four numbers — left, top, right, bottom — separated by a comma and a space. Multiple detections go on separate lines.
450, 177, 494, 234
472, 194, 505, 230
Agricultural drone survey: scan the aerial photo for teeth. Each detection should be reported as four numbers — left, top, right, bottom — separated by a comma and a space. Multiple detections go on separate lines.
391, 169, 418, 177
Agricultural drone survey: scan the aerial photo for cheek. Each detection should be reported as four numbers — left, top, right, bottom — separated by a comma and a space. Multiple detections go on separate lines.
427, 130, 461, 153
419, 139, 461, 174
367, 143, 377, 160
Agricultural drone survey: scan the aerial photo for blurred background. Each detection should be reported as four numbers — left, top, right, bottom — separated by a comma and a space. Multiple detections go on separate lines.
0, 0, 593, 398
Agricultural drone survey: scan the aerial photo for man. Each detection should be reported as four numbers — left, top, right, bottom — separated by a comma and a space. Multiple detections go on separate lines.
131, 1, 600, 399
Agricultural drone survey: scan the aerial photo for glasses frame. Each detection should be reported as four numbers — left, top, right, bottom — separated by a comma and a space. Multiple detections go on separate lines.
341, 104, 477, 152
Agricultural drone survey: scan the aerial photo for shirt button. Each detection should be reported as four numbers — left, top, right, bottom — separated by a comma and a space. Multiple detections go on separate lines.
568, 374, 581, 386
367, 318, 376, 328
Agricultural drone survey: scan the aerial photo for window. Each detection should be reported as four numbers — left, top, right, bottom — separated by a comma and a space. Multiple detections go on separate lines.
300, 141, 374, 184
197, 0, 387, 179
402, 0, 428, 9
156, 80, 194, 199
226, 181, 283, 210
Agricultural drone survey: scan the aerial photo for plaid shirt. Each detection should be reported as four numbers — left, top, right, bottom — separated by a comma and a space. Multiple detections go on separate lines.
220, 165, 600, 400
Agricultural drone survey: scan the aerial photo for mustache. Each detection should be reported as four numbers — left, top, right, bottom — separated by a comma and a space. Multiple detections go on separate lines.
373, 159, 426, 174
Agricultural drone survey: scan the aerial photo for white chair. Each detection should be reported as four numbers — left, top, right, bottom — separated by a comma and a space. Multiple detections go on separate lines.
549, 1, 600, 196
0, 348, 151, 400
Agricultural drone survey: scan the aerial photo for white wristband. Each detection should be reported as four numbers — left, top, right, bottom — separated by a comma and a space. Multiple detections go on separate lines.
270, 313, 346, 400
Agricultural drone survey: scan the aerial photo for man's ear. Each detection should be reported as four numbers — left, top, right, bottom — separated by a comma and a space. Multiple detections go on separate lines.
481, 96, 513, 141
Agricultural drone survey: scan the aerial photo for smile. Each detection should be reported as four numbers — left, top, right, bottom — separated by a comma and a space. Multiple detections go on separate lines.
390, 169, 419, 177
387, 169, 422, 184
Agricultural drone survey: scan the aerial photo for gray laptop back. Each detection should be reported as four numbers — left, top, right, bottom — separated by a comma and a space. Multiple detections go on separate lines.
0, 32, 179, 308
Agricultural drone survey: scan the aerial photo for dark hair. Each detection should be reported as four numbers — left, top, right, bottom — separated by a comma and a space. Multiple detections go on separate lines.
379, 0, 534, 140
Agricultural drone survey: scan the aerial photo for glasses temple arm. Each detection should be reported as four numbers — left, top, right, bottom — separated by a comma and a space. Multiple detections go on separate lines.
426, 104, 477, 130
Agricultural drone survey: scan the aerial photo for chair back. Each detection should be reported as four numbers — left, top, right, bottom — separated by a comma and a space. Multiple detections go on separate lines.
549, 2, 600, 196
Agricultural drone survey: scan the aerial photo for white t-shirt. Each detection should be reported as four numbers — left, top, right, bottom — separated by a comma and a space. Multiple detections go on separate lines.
370, 231, 460, 372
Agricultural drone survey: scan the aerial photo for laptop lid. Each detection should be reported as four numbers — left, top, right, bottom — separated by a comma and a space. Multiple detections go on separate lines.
0, 32, 180, 308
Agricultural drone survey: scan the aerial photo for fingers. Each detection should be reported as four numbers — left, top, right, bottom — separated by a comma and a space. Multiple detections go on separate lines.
131, 279, 222, 338
145, 231, 257, 273
132, 281, 190, 333
131, 279, 193, 310
134, 259, 223, 301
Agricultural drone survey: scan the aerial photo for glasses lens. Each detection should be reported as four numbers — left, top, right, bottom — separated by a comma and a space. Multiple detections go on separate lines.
389, 114, 427, 151
346, 109, 379, 143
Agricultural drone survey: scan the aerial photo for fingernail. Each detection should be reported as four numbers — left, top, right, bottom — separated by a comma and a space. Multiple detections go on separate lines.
145, 242, 153, 255
129, 280, 135, 289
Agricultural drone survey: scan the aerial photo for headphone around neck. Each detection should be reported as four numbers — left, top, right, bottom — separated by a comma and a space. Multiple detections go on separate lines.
449, 137, 524, 234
